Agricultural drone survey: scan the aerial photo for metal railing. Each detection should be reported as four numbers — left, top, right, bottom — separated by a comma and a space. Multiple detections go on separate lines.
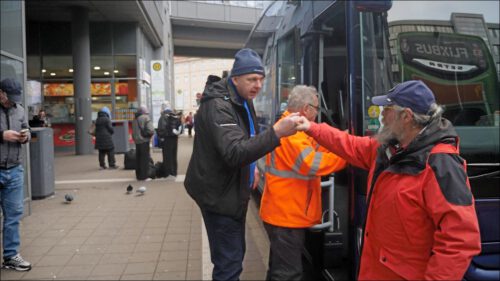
310, 175, 335, 232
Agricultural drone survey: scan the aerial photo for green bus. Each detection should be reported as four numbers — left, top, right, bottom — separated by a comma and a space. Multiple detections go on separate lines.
397, 32, 499, 128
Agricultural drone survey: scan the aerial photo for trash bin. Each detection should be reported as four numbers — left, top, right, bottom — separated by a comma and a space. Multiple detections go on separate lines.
30, 127, 55, 200
112, 120, 129, 154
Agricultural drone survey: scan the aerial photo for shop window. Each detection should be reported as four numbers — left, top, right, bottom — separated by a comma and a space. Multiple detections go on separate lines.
114, 55, 136, 78
41, 55, 73, 79
113, 23, 137, 54
91, 56, 113, 79
90, 23, 112, 55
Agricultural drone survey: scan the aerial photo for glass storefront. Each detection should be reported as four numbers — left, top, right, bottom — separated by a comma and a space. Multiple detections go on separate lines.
26, 22, 139, 147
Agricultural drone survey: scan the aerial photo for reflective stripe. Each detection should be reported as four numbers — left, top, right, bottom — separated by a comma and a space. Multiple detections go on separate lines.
266, 151, 315, 180
309, 152, 323, 176
219, 123, 238, 127
265, 165, 315, 180
292, 147, 313, 174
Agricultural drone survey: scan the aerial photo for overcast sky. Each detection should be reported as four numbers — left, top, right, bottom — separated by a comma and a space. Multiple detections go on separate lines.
388, 1, 499, 23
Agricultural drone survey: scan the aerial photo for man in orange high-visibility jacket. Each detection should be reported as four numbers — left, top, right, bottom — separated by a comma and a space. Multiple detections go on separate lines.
260, 85, 346, 281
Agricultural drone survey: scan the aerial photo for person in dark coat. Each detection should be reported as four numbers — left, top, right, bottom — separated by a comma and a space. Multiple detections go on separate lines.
157, 105, 182, 177
132, 105, 154, 180
184, 48, 299, 281
94, 106, 117, 169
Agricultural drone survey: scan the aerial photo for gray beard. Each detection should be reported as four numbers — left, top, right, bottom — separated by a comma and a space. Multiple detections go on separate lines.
375, 124, 398, 145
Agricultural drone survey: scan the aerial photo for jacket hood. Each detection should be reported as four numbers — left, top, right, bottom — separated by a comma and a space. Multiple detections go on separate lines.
407, 117, 458, 153
97, 111, 109, 118
200, 75, 244, 107
386, 117, 458, 173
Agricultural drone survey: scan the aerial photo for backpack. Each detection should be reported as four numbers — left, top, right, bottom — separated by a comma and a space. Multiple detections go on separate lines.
124, 149, 136, 170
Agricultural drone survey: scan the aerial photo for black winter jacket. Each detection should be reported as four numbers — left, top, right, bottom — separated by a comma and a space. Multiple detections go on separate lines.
185, 76, 281, 220
157, 111, 182, 138
94, 111, 114, 150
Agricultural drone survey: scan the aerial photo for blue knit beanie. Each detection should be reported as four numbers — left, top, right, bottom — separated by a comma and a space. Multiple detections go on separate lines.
100, 106, 111, 117
230, 48, 265, 77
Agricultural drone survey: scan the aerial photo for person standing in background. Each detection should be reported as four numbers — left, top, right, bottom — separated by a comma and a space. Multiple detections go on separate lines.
132, 105, 154, 181
94, 106, 118, 170
185, 112, 194, 137
157, 104, 182, 177
30, 109, 50, 128
0, 78, 32, 271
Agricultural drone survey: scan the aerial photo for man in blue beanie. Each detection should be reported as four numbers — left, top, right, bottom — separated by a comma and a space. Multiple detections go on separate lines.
0, 78, 32, 271
185, 48, 299, 281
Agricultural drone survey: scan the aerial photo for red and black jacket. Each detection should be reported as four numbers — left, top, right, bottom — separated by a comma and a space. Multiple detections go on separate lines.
307, 118, 481, 280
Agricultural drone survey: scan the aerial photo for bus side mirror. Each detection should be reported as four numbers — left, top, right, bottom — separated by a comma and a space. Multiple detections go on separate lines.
355, 0, 392, 12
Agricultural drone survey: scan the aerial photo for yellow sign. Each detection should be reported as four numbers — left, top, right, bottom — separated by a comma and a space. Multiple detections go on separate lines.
368, 105, 380, 119
152, 62, 162, 71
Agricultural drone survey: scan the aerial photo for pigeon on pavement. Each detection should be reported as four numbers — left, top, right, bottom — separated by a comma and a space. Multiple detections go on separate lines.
126, 184, 133, 194
136, 186, 146, 195
64, 194, 74, 203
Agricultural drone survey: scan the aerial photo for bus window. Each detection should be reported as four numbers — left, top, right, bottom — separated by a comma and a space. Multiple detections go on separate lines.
277, 30, 299, 114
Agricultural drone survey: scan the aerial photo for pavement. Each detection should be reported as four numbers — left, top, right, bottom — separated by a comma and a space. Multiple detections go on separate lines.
0, 134, 270, 280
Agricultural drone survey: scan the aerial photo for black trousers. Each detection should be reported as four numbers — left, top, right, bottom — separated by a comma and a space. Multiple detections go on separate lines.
135, 142, 150, 180
162, 136, 178, 176
264, 222, 305, 281
98, 148, 116, 167
202, 209, 246, 281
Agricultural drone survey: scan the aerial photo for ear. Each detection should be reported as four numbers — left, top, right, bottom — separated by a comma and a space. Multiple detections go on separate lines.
402, 109, 414, 124
231, 76, 238, 87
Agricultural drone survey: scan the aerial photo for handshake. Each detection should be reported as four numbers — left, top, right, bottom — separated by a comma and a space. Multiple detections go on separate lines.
273, 113, 312, 138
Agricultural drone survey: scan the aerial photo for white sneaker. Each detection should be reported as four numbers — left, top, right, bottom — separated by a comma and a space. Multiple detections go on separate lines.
3, 254, 32, 271
145, 178, 153, 182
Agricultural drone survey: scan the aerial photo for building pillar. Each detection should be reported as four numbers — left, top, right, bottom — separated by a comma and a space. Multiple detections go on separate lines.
71, 7, 93, 155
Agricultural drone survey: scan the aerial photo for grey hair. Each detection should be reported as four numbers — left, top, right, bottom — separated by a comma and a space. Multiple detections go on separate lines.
391, 103, 443, 127
412, 103, 443, 127
287, 85, 318, 112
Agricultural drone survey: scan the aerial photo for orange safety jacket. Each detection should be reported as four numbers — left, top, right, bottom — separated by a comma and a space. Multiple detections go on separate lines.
259, 111, 346, 228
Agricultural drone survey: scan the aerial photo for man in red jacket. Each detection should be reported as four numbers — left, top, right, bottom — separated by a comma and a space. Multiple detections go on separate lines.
295, 80, 481, 280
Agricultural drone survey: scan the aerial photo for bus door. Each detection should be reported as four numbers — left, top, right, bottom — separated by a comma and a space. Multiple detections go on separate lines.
299, 1, 353, 279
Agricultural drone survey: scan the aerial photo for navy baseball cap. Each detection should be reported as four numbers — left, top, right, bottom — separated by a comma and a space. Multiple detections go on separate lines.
372, 80, 435, 114
0, 78, 23, 103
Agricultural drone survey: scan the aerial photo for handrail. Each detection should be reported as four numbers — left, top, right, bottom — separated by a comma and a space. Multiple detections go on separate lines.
310, 176, 334, 232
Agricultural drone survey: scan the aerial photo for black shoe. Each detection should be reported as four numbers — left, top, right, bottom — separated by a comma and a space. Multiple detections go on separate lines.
3, 254, 32, 271
100, 166, 107, 170
109, 165, 119, 169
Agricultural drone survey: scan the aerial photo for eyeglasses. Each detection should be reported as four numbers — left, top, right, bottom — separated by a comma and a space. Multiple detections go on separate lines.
308, 103, 320, 111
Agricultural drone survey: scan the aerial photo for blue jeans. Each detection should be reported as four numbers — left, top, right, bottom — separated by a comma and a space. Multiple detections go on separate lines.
202, 210, 246, 281
0, 165, 25, 259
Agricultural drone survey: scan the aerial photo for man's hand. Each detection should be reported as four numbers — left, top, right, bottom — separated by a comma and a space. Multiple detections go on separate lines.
273, 112, 299, 138
252, 168, 260, 190
3, 130, 24, 142
295, 116, 311, 131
